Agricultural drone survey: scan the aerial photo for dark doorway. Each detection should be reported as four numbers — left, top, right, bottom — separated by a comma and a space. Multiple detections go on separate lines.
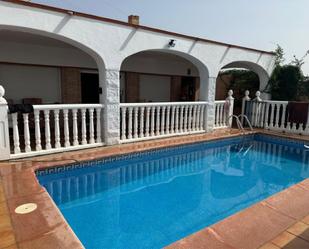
81, 73, 99, 103
180, 77, 199, 101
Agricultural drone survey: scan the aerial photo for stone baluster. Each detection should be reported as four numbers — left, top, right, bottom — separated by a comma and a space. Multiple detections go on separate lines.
156, 106, 161, 136
81, 108, 87, 144
184, 105, 189, 132
269, 103, 275, 129
23, 113, 31, 152
160, 106, 166, 135
280, 104, 287, 131
89, 108, 95, 144
150, 107, 155, 137
188, 105, 192, 132
264, 102, 270, 129
34, 109, 42, 151
133, 107, 138, 139
179, 105, 185, 133
170, 106, 175, 134
121, 107, 127, 140
139, 107, 145, 138
192, 105, 197, 131
274, 104, 280, 129
63, 109, 70, 147
175, 105, 182, 133
44, 109, 52, 149
127, 107, 133, 139
96, 107, 102, 143
196, 105, 201, 131
72, 109, 79, 146
166, 106, 170, 134
11, 113, 20, 154
54, 109, 61, 148
145, 107, 150, 137
241, 90, 251, 125
226, 90, 234, 127
200, 105, 205, 130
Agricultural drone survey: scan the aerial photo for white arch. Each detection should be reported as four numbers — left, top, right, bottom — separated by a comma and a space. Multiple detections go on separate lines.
120, 49, 210, 101
0, 25, 105, 69
219, 60, 271, 99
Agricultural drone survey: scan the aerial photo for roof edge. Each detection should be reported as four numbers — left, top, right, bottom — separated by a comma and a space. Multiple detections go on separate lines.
1, 0, 276, 55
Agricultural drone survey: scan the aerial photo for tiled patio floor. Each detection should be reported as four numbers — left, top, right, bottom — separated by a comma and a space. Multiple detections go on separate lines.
0, 128, 309, 249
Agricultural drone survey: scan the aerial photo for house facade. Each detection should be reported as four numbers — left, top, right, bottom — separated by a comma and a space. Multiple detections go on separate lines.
0, 0, 276, 159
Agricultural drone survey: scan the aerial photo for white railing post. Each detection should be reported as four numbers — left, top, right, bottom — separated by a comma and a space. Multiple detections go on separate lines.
241, 90, 251, 125
34, 109, 42, 151
253, 91, 262, 127
226, 90, 234, 127
0, 85, 10, 160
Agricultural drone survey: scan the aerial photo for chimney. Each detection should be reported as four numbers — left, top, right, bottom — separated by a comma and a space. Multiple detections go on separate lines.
128, 15, 139, 25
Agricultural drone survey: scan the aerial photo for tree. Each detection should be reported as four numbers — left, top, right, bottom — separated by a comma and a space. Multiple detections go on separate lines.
265, 45, 309, 101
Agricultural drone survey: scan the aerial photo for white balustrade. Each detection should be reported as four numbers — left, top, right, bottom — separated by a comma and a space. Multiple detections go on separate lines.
214, 101, 226, 129
120, 102, 208, 143
8, 104, 104, 159
241, 90, 309, 135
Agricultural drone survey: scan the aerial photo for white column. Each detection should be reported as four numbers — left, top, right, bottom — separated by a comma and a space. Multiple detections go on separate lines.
0, 85, 10, 160
241, 90, 251, 125
101, 69, 120, 145
204, 77, 216, 131
226, 90, 234, 127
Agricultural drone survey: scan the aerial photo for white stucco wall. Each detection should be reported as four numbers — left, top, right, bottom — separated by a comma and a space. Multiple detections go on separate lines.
0, 0, 276, 144
0, 64, 61, 104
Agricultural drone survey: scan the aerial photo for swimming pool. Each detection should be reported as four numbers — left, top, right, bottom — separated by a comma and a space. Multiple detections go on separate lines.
37, 134, 309, 249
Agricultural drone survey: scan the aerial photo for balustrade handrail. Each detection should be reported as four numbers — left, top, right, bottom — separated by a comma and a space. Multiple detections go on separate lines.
247, 99, 288, 104
120, 101, 209, 107
32, 103, 104, 110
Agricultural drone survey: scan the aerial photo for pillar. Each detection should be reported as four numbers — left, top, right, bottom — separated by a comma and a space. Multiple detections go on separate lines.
0, 85, 10, 160
259, 72, 271, 100
101, 69, 120, 145
201, 76, 216, 131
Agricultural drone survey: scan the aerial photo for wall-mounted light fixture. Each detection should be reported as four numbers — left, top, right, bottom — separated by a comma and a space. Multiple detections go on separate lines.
168, 39, 176, 48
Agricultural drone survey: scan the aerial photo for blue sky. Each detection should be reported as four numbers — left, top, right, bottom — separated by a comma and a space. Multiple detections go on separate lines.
32, 0, 309, 75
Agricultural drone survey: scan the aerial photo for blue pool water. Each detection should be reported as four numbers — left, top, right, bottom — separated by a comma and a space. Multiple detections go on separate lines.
37, 134, 309, 249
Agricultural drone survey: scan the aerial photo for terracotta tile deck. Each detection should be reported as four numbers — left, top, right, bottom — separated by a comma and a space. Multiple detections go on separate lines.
0, 129, 308, 249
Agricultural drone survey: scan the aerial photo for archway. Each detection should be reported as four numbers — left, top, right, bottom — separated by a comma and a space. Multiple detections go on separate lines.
0, 26, 105, 105
120, 50, 209, 103
215, 61, 270, 116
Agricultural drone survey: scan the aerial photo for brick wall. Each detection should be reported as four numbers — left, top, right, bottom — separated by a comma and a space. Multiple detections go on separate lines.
61, 67, 81, 103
